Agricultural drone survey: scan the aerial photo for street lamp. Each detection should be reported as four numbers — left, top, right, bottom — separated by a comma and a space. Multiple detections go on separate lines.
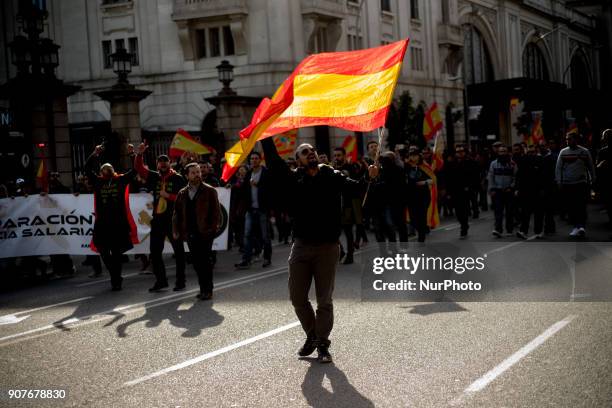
39, 38, 59, 76
8, 35, 33, 75
16, 2, 47, 38
110, 47, 133, 85
216, 60, 236, 95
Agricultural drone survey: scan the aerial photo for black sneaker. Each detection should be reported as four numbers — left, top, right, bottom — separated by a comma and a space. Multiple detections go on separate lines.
297, 338, 317, 357
342, 255, 353, 265
197, 292, 213, 301
262, 259, 271, 268
173, 284, 186, 291
317, 344, 333, 363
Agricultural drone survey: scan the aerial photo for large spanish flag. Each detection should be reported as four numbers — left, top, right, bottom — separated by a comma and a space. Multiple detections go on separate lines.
222, 39, 409, 181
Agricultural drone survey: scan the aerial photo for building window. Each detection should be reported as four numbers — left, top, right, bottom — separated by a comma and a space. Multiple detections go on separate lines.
102, 40, 112, 69
410, 0, 420, 20
347, 34, 363, 51
381, 0, 391, 12
196, 29, 207, 58
463, 24, 494, 84
223, 26, 235, 56
195, 25, 235, 59
410, 47, 424, 71
209, 27, 221, 57
441, 0, 450, 24
115, 38, 125, 51
522, 43, 549, 81
128, 37, 139, 66
310, 26, 328, 53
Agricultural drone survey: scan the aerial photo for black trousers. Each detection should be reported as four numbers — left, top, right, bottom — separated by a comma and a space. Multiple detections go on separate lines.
492, 190, 515, 233
150, 216, 186, 286
519, 193, 544, 235
187, 235, 214, 294
100, 248, 124, 288
561, 183, 589, 228
408, 198, 429, 242
451, 192, 470, 234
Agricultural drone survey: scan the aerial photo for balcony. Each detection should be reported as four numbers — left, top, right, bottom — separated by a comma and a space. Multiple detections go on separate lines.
300, 0, 346, 19
437, 23, 463, 48
172, 0, 248, 21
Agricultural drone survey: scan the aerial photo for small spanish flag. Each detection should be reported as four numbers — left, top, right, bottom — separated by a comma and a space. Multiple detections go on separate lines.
36, 159, 48, 192
341, 135, 358, 163
221, 39, 409, 181
169, 128, 215, 158
423, 102, 443, 141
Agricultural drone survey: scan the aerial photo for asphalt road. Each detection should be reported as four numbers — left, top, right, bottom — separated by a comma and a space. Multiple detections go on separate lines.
0, 206, 611, 407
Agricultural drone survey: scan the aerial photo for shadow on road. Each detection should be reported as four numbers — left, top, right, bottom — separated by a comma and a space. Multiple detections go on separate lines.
115, 299, 224, 338
301, 360, 374, 408
400, 301, 468, 316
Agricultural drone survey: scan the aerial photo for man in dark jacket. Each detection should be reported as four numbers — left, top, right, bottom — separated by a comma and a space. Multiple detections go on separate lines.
86, 144, 138, 291
515, 145, 545, 239
172, 163, 221, 300
262, 137, 378, 364
235, 151, 274, 269
135, 143, 187, 292
445, 144, 479, 238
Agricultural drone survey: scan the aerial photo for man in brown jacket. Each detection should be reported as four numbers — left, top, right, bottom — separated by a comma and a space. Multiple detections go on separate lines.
173, 162, 222, 300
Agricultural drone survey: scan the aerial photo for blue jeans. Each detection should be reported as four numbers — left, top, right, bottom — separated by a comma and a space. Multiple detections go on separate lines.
242, 209, 272, 262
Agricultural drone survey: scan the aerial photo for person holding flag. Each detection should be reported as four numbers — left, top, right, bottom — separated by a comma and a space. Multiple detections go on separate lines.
134, 143, 187, 292
221, 40, 408, 363
85, 144, 139, 291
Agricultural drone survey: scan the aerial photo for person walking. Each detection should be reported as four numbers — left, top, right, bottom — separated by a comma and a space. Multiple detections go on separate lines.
172, 163, 221, 300
488, 145, 517, 237
556, 132, 596, 237
261, 138, 378, 363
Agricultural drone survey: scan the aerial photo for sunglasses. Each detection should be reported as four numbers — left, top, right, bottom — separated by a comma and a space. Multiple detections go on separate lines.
298, 147, 314, 156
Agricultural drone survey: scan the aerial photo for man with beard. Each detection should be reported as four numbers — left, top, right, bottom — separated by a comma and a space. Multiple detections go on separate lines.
135, 143, 187, 292
262, 138, 378, 363
172, 163, 221, 300
85, 144, 139, 291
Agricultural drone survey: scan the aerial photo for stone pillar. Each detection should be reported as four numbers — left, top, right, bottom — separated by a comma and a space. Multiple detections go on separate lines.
95, 86, 151, 171
205, 95, 261, 152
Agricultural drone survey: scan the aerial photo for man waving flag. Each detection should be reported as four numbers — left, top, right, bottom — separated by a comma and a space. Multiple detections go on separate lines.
222, 39, 409, 181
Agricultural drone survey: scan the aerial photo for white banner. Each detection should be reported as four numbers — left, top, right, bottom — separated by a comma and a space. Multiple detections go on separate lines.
0, 189, 230, 258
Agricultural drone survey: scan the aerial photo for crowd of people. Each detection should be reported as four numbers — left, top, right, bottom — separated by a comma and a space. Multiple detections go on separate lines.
1, 128, 610, 363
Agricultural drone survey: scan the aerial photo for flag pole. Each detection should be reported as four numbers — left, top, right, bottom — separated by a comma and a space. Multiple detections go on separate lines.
362, 127, 384, 207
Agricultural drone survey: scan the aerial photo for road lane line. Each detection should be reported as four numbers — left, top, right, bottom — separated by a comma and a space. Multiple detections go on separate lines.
0, 296, 93, 317
463, 315, 576, 393
0, 267, 290, 345
75, 272, 140, 287
124, 321, 301, 387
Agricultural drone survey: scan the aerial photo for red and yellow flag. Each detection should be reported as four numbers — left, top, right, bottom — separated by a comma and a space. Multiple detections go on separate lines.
341, 135, 358, 163
423, 102, 443, 141
169, 128, 214, 158
221, 39, 409, 180
419, 163, 440, 228
272, 129, 298, 159
36, 159, 48, 192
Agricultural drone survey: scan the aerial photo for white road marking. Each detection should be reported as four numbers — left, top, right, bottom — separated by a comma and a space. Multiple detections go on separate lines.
0, 315, 30, 325
0, 267, 290, 345
463, 315, 576, 393
124, 321, 301, 387
0, 296, 93, 317
74, 273, 140, 287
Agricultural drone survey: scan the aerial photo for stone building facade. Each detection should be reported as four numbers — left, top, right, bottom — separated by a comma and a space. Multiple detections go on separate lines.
1, 0, 608, 178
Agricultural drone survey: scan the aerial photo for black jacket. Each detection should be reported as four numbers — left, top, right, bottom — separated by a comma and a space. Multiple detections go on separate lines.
240, 166, 274, 212
262, 138, 363, 243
